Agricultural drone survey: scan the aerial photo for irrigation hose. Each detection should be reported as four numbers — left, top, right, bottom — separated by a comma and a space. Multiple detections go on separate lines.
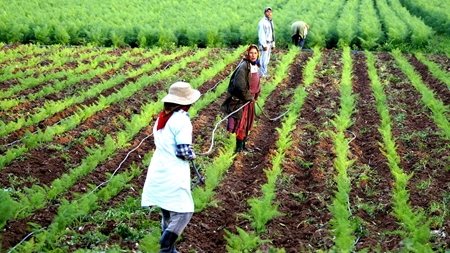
81, 133, 154, 200
8, 227, 47, 253
5, 120, 63, 147
204, 70, 235, 94
197, 101, 250, 156
346, 130, 356, 144
256, 102, 290, 121
198, 100, 290, 156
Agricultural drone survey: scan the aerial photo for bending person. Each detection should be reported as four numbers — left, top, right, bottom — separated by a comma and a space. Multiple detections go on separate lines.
291, 21, 310, 51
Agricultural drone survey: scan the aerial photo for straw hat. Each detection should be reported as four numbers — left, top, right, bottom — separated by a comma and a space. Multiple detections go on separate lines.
162, 81, 201, 105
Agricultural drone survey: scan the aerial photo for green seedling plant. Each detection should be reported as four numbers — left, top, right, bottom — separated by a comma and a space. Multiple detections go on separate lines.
358, 0, 383, 50
336, 0, 358, 49
224, 227, 271, 253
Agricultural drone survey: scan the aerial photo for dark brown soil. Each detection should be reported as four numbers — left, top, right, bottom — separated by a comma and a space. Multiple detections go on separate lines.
1, 46, 449, 252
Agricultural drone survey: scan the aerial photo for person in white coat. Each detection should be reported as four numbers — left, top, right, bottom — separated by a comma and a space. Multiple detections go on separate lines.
258, 6, 275, 78
141, 81, 200, 253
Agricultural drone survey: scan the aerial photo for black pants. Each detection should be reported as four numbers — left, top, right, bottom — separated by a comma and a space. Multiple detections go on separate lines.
292, 35, 305, 48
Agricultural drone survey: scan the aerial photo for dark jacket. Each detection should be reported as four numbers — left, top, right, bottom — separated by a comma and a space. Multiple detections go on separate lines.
228, 60, 254, 101
220, 60, 255, 119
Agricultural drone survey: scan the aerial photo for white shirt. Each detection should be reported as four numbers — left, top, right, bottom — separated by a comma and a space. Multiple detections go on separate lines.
258, 16, 275, 48
251, 64, 258, 73
141, 110, 194, 212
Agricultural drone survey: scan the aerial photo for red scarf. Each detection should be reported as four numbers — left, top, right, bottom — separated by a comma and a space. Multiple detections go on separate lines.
156, 105, 190, 130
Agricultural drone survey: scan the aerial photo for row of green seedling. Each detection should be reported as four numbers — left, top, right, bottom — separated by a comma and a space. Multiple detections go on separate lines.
414, 52, 450, 91
358, 0, 383, 50
365, 50, 433, 252
326, 47, 357, 252
335, 0, 358, 49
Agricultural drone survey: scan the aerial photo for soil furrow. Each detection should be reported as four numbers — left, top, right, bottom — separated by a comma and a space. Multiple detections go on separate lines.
408, 55, 450, 105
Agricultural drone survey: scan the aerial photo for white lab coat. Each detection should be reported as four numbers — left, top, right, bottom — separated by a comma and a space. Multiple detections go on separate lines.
141, 110, 194, 212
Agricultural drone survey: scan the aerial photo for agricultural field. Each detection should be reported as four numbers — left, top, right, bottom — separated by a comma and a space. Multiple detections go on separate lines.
1, 0, 450, 252
1, 42, 450, 252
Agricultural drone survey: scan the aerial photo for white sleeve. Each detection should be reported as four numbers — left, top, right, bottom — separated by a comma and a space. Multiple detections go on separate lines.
174, 113, 193, 145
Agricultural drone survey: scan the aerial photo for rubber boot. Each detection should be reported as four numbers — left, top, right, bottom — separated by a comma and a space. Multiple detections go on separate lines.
243, 137, 254, 153
159, 230, 179, 253
235, 138, 244, 153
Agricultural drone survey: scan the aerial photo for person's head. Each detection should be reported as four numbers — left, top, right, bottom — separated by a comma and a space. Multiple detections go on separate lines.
245, 44, 260, 65
162, 81, 201, 110
264, 7, 272, 19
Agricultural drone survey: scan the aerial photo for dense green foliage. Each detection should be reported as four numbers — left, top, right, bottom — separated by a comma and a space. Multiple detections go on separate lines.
0, 0, 449, 51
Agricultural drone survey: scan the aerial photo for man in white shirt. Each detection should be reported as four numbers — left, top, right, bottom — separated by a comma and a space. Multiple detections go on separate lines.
258, 7, 275, 78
